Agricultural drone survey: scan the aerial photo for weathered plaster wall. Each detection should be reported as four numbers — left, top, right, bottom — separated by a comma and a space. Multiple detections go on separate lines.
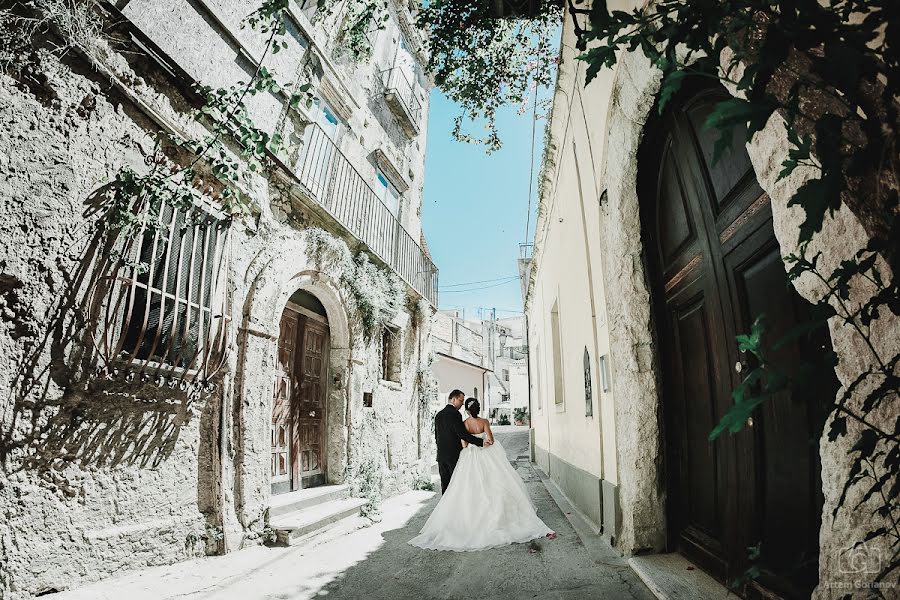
0, 54, 216, 599
0, 2, 437, 597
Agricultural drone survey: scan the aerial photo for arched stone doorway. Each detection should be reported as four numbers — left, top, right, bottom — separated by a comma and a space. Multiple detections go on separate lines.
233, 242, 354, 533
271, 290, 331, 494
637, 78, 836, 596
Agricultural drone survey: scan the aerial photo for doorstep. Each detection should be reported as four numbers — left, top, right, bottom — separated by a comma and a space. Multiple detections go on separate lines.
629, 553, 729, 600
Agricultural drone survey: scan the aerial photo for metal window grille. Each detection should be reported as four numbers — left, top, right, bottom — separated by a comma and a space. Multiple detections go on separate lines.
91, 198, 231, 390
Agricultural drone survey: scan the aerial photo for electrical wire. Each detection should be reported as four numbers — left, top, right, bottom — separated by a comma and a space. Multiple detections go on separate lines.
439, 279, 520, 293
441, 275, 520, 288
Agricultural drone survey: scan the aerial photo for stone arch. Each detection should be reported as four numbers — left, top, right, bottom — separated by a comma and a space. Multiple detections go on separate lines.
231, 235, 356, 533
594, 49, 667, 555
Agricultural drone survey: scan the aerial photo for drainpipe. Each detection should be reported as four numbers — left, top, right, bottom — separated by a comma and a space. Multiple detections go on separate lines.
524, 313, 535, 463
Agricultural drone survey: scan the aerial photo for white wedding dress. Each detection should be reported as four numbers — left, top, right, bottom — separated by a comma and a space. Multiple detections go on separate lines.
409, 432, 553, 551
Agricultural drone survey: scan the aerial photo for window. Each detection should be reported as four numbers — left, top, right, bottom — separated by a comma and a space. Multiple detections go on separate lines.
550, 301, 564, 408
534, 343, 542, 411
363, 392, 373, 408
381, 327, 401, 382
101, 199, 230, 384
584, 347, 593, 417
502, 368, 509, 382
501, 393, 510, 404
377, 170, 402, 218
599, 354, 612, 392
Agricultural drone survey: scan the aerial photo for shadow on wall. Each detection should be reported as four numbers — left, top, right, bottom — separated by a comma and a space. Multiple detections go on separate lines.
0, 183, 197, 492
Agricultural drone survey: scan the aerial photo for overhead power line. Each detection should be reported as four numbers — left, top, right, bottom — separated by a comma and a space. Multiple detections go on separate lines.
439, 279, 520, 293
440, 275, 520, 288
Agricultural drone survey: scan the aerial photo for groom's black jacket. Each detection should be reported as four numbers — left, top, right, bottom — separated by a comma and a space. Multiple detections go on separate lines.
435, 404, 484, 462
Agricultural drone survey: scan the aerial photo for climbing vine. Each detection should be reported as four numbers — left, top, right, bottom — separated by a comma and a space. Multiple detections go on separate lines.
342, 253, 405, 342
329, 0, 389, 63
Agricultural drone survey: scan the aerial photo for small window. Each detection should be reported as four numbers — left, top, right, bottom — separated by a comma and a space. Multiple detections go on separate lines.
502, 368, 509, 382
501, 393, 510, 403
584, 347, 593, 417
599, 354, 612, 392
377, 170, 402, 217
381, 327, 401, 382
550, 302, 564, 407
363, 392, 373, 408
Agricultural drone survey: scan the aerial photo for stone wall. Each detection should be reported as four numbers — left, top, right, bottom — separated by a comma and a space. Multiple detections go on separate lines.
0, 3, 436, 598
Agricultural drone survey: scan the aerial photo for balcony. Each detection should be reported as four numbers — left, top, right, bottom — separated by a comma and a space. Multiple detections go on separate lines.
380, 67, 422, 137
292, 123, 438, 305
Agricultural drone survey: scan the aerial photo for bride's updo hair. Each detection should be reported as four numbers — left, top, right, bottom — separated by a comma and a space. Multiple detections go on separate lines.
464, 398, 480, 418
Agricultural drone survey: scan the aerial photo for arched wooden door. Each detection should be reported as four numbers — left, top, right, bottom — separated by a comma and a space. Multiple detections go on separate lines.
638, 80, 835, 598
271, 297, 330, 494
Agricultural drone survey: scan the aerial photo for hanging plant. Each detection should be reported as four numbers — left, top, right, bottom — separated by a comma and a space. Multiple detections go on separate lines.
416, 0, 562, 152
342, 253, 405, 342
320, 0, 389, 63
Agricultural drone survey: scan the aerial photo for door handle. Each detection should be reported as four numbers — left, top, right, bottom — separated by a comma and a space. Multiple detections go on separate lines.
309, 410, 316, 417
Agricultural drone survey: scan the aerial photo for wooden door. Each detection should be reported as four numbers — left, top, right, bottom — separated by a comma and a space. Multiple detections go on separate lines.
639, 80, 833, 597
271, 307, 330, 493
295, 317, 329, 488
272, 310, 300, 493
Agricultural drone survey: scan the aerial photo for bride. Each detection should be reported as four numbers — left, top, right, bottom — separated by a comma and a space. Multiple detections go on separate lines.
409, 398, 553, 551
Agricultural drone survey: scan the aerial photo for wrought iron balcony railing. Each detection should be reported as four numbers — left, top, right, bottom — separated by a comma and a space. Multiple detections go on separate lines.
380, 67, 422, 137
294, 122, 438, 305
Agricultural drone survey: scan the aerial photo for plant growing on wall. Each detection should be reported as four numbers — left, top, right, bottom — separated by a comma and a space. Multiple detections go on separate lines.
329, 0, 389, 62
305, 226, 353, 274
415, 0, 562, 152
573, 0, 899, 588
348, 454, 386, 519
342, 253, 405, 342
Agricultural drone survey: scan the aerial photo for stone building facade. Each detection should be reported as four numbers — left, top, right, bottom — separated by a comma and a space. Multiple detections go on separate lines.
524, 2, 897, 599
0, 1, 439, 597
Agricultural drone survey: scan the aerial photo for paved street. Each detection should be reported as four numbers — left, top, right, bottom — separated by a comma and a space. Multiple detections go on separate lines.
58, 429, 653, 600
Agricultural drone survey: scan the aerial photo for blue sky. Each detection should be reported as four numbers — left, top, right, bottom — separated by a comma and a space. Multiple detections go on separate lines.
421, 89, 548, 321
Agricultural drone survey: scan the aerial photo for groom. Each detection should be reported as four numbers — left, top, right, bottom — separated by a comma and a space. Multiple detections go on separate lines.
435, 389, 492, 493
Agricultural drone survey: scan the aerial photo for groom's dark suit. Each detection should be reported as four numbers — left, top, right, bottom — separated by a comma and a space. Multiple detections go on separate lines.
435, 403, 484, 493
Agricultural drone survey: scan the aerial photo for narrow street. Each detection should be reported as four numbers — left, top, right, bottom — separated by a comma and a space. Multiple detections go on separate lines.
57, 429, 653, 600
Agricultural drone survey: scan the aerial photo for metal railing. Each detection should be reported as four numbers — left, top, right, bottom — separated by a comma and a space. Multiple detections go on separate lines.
294, 123, 438, 305
380, 66, 422, 125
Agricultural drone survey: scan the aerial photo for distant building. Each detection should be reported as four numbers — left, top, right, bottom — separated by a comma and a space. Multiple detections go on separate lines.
431, 310, 490, 412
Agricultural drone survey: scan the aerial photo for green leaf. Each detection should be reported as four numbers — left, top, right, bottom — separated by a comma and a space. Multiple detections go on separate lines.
658, 69, 688, 115
786, 173, 842, 244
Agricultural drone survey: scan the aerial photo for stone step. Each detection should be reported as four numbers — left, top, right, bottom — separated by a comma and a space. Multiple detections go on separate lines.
629, 553, 727, 600
270, 497, 369, 546
268, 484, 349, 519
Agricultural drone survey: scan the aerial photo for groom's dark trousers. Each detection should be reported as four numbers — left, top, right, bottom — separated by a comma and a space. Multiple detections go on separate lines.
435, 403, 484, 493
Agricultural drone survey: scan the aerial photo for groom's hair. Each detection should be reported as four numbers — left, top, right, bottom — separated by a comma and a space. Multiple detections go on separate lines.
448, 389, 465, 402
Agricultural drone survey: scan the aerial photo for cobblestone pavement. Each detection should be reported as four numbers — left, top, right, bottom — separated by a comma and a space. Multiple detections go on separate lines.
57, 429, 653, 600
